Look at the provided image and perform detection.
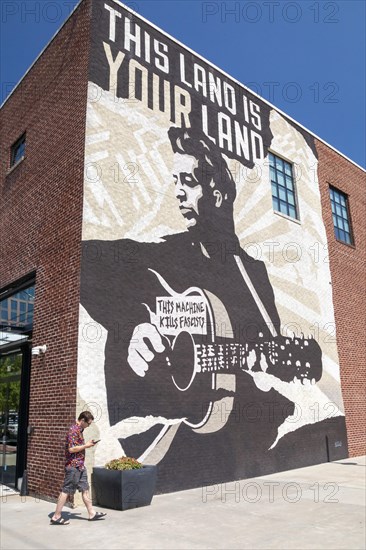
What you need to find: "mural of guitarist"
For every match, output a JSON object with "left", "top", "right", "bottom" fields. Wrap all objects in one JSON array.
[{"left": 80, "top": 126, "right": 344, "bottom": 491}]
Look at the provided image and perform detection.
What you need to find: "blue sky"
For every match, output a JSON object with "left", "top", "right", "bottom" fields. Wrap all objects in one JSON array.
[{"left": 1, "top": 0, "right": 365, "bottom": 168}]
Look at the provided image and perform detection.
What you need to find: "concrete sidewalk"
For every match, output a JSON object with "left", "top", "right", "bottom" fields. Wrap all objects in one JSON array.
[{"left": 1, "top": 456, "right": 365, "bottom": 550}]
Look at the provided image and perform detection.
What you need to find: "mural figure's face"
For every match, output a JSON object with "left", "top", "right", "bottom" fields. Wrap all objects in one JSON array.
[{"left": 172, "top": 153, "right": 204, "bottom": 229}]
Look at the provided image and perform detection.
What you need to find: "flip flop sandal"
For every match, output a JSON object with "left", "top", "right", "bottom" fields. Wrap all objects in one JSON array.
[
  {"left": 89, "top": 512, "right": 107, "bottom": 521},
  {"left": 50, "top": 517, "right": 70, "bottom": 525}
]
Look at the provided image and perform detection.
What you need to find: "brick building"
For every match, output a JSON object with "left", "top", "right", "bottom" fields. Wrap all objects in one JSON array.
[{"left": 0, "top": 0, "right": 364, "bottom": 501}]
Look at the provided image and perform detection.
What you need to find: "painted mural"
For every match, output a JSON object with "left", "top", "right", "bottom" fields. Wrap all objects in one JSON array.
[{"left": 78, "top": 0, "right": 348, "bottom": 492}]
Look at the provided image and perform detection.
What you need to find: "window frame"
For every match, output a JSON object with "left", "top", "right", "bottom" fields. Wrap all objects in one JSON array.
[
  {"left": 329, "top": 185, "right": 354, "bottom": 246},
  {"left": 9, "top": 133, "right": 26, "bottom": 170},
  {"left": 268, "top": 151, "right": 300, "bottom": 222}
]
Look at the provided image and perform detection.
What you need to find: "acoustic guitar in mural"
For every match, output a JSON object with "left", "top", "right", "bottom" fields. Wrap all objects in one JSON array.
[{"left": 143, "top": 269, "right": 323, "bottom": 433}]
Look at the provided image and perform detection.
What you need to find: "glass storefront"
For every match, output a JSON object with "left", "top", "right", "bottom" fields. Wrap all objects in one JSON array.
[
  {"left": 0, "top": 353, "right": 22, "bottom": 488},
  {"left": 0, "top": 281, "right": 34, "bottom": 490}
]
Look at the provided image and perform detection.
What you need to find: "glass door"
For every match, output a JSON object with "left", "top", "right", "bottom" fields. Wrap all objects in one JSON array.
[
  {"left": 0, "top": 353, "right": 22, "bottom": 488},
  {"left": 0, "top": 280, "right": 34, "bottom": 491}
]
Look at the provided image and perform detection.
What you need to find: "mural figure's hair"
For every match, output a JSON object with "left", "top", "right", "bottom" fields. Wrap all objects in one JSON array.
[{"left": 168, "top": 126, "right": 237, "bottom": 205}]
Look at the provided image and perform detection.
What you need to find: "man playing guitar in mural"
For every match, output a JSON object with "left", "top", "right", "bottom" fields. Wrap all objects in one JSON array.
[{"left": 81, "top": 127, "right": 326, "bottom": 490}]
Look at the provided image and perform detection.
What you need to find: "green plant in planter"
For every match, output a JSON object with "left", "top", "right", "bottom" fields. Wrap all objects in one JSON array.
[
  {"left": 93, "top": 457, "right": 158, "bottom": 510},
  {"left": 105, "top": 456, "right": 143, "bottom": 471}
]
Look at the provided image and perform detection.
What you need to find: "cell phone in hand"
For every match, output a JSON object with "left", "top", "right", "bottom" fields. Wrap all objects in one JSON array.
[{"left": 93, "top": 439, "right": 101, "bottom": 444}]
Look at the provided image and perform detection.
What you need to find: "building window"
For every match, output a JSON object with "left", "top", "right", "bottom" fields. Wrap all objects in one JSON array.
[
  {"left": 0, "top": 284, "right": 35, "bottom": 334},
  {"left": 10, "top": 133, "right": 26, "bottom": 167},
  {"left": 269, "top": 152, "right": 299, "bottom": 220},
  {"left": 329, "top": 186, "right": 353, "bottom": 245}
]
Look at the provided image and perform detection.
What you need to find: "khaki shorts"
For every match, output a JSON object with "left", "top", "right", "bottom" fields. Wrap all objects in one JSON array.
[{"left": 62, "top": 466, "right": 89, "bottom": 494}]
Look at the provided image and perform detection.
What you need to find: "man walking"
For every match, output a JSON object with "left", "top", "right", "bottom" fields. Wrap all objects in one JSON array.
[{"left": 50, "top": 410, "right": 106, "bottom": 525}]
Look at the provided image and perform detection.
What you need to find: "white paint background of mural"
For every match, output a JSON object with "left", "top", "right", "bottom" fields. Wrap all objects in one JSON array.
[
  {"left": 78, "top": 83, "right": 344, "bottom": 466},
  {"left": 82, "top": 84, "right": 182, "bottom": 243}
]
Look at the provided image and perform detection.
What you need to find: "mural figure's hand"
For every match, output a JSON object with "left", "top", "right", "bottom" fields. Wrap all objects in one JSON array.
[{"left": 127, "top": 322, "right": 166, "bottom": 377}]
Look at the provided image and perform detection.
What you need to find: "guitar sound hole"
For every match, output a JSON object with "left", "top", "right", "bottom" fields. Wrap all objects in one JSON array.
[{"left": 170, "top": 331, "right": 195, "bottom": 391}]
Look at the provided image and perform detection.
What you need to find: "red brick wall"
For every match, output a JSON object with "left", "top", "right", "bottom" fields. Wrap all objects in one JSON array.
[
  {"left": 0, "top": 0, "right": 91, "bottom": 499},
  {"left": 316, "top": 140, "right": 366, "bottom": 457}
]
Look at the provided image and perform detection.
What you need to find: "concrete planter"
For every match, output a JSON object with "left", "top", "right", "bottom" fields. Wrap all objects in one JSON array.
[{"left": 92, "top": 465, "right": 157, "bottom": 511}]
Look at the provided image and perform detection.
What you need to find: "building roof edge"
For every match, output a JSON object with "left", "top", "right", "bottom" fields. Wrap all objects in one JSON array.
[
  {"left": 0, "top": 0, "right": 84, "bottom": 110},
  {"left": 1, "top": 0, "right": 365, "bottom": 173}
]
